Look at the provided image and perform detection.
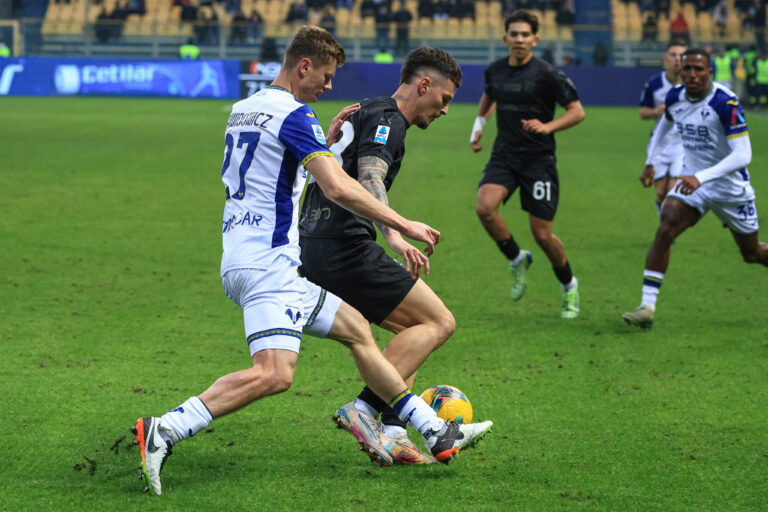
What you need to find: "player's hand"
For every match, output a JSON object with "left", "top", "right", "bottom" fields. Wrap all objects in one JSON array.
[
  {"left": 640, "top": 165, "right": 655, "bottom": 187},
  {"left": 389, "top": 237, "right": 430, "bottom": 278},
  {"left": 654, "top": 104, "right": 666, "bottom": 118},
  {"left": 521, "top": 118, "right": 551, "bottom": 135},
  {"left": 327, "top": 103, "right": 360, "bottom": 145},
  {"left": 470, "top": 130, "right": 483, "bottom": 153},
  {"left": 674, "top": 175, "right": 701, "bottom": 195},
  {"left": 400, "top": 220, "right": 440, "bottom": 257}
]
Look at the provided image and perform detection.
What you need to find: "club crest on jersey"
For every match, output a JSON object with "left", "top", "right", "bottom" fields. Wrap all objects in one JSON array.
[
  {"left": 373, "top": 125, "right": 390, "bottom": 144},
  {"left": 700, "top": 110, "right": 711, "bottom": 121},
  {"left": 312, "top": 124, "right": 327, "bottom": 144},
  {"left": 285, "top": 307, "right": 302, "bottom": 325}
]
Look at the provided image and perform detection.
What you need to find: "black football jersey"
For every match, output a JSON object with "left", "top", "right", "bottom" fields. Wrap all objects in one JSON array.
[
  {"left": 299, "top": 96, "right": 408, "bottom": 240},
  {"left": 484, "top": 56, "right": 579, "bottom": 156}
]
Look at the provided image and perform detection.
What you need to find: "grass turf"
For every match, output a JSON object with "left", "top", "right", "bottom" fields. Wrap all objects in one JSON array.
[{"left": 1, "top": 96, "right": 767, "bottom": 511}]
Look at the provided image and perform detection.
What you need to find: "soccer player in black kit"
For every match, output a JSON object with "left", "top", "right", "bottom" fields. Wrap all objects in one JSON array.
[
  {"left": 299, "top": 47, "right": 468, "bottom": 464},
  {"left": 470, "top": 10, "right": 585, "bottom": 319}
]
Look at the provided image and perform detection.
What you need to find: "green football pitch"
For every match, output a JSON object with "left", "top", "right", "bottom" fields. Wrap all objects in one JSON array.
[{"left": 1, "top": 96, "right": 766, "bottom": 511}]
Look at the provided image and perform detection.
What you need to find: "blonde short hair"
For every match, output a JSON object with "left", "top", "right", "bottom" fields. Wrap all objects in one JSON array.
[{"left": 283, "top": 26, "right": 346, "bottom": 69}]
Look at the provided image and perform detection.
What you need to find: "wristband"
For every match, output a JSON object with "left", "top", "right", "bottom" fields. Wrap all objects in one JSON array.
[{"left": 470, "top": 116, "right": 486, "bottom": 142}]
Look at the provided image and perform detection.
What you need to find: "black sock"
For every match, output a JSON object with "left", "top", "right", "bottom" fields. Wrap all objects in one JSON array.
[
  {"left": 497, "top": 236, "right": 521, "bottom": 260},
  {"left": 553, "top": 260, "right": 573, "bottom": 285},
  {"left": 380, "top": 408, "right": 408, "bottom": 429},
  {"left": 357, "top": 386, "right": 388, "bottom": 414}
]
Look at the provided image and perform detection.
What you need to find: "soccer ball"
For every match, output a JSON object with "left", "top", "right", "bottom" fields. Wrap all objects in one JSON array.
[{"left": 420, "top": 385, "right": 473, "bottom": 423}]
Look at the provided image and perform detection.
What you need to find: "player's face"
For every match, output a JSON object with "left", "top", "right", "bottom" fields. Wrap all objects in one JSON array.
[
  {"left": 664, "top": 45, "right": 686, "bottom": 76},
  {"left": 503, "top": 22, "right": 538, "bottom": 62},
  {"left": 299, "top": 58, "right": 337, "bottom": 103},
  {"left": 414, "top": 76, "right": 457, "bottom": 129},
  {"left": 681, "top": 54, "right": 712, "bottom": 97}
]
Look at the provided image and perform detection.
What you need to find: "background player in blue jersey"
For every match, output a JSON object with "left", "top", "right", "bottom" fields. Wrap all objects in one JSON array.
[
  {"left": 623, "top": 49, "right": 768, "bottom": 330},
  {"left": 469, "top": 10, "right": 585, "bottom": 319},
  {"left": 132, "top": 26, "right": 492, "bottom": 495},
  {"left": 638, "top": 41, "right": 687, "bottom": 214},
  {"left": 299, "top": 47, "right": 463, "bottom": 465}
]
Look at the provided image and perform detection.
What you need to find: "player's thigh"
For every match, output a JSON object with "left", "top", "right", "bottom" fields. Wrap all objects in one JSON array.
[
  {"left": 301, "top": 237, "right": 417, "bottom": 325},
  {"left": 325, "top": 300, "right": 376, "bottom": 349},
  {"left": 518, "top": 156, "right": 558, "bottom": 221},
  {"left": 378, "top": 278, "right": 454, "bottom": 334},
  {"left": 658, "top": 197, "right": 700, "bottom": 235},
  {"left": 477, "top": 155, "right": 519, "bottom": 210}
]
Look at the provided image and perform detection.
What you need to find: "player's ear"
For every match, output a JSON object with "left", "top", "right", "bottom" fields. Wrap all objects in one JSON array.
[
  {"left": 418, "top": 75, "right": 431, "bottom": 96},
  {"left": 298, "top": 57, "right": 312, "bottom": 78}
]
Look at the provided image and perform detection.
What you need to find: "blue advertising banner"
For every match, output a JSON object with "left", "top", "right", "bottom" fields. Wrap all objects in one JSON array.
[{"left": 0, "top": 57, "right": 240, "bottom": 98}]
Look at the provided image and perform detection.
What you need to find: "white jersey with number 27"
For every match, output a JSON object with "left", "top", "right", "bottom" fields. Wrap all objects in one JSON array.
[{"left": 220, "top": 86, "right": 333, "bottom": 275}]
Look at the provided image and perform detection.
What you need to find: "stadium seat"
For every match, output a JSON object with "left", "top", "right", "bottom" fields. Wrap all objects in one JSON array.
[
  {"left": 658, "top": 12, "right": 670, "bottom": 41},
  {"left": 698, "top": 11, "right": 713, "bottom": 40}
]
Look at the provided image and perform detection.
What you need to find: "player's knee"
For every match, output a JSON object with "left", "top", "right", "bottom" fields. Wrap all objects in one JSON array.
[
  {"left": 475, "top": 201, "right": 494, "bottom": 221},
  {"left": 531, "top": 228, "right": 552, "bottom": 247},
  {"left": 431, "top": 308, "right": 456, "bottom": 345},
  {"left": 263, "top": 363, "right": 295, "bottom": 394}
]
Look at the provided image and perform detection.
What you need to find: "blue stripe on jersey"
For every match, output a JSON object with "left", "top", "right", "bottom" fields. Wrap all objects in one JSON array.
[
  {"left": 639, "top": 72, "right": 664, "bottom": 107},
  {"left": 709, "top": 89, "right": 749, "bottom": 137},
  {"left": 663, "top": 85, "right": 684, "bottom": 121},
  {"left": 739, "top": 168, "right": 749, "bottom": 181},
  {"left": 272, "top": 149, "right": 298, "bottom": 248}
]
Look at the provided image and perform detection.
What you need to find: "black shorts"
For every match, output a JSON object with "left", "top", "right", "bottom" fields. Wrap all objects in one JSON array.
[
  {"left": 298, "top": 235, "right": 417, "bottom": 324},
  {"left": 478, "top": 152, "right": 559, "bottom": 221}
]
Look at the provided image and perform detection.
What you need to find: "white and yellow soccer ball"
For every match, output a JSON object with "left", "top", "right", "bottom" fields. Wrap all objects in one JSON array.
[{"left": 420, "top": 385, "right": 473, "bottom": 423}]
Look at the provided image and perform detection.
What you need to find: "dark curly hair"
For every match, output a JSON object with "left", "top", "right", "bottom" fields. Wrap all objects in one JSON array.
[
  {"left": 504, "top": 10, "right": 539, "bottom": 34},
  {"left": 400, "top": 47, "right": 462, "bottom": 88}
]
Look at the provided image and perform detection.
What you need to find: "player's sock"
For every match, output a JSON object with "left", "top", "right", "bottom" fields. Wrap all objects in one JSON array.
[
  {"left": 389, "top": 389, "right": 444, "bottom": 437},
  {"left": 641, "top": 270, "right": 664, "bottom": 307},
  {"left": 497, "top": 236, "right": 521, "bottom": 261},
  {"left": 160, "top": 396, "right": 213, "bottom": 444},
  {"left": 355, "top": 386, "right": 387, "bottom": 417},
  {"left": 553, "top": 261, "right": 573, "bottom": 289}
]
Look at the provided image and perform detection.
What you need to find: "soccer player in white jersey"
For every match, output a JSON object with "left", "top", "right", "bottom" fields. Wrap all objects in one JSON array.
[
  {"left": 623, "top": 49, "right": 768, "bottom": 330},
  {"left": 638, "top": 41, "right": 687, "bottom": 214},
  {"left": 131, "top": 26, "right": 492, "bottom": 495}
]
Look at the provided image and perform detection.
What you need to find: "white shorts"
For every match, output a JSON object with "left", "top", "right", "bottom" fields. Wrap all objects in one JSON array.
[
  {"left": 222, "top": 264, "right": 342, "bottom": 356},
  {"left": 666, "top": 180, "right": 759, "bottom": 235},
  {"left": 654, "top": 158, "right": 682, "bottom": 180}
]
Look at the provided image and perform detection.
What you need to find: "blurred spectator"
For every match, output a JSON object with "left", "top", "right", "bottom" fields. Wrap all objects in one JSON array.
[
  {"left": 755, "top": 0, "right": 766, "bottom": 52},
  {"left": 179, "top": 38, "right": 200, "bottom": 59},
  {"left": 670, "top": 10, "right": 690, "bottom": 45},
  {"left": 714, "top": 0, "right": 728, "bottom": 37},
  {"left": 418, "top": 0, "right": 434, "bottom": 19},
  {"left": 756, "top": 49, "right": 768, "bottom": 107},
  {"left": 361, "top": 0, "right": 377, "bottom": 18},
  {"left": 0, "top": 39, "right": 10, "bottom": 58},
  {"left": 261, "top": 37, "right": 280, "bottom": 61},
  {"left": 286, "top": 1, "right": 308, "bottom": 24},
  {"left": 374, "top": 47, "right": 394, "bottom": 63},
  {"left": 556, "top": 0, "right": 575, "bottom": 26},
  {"left": 95, "top": 7, "right": 112, "bottom": 43},
  {"left": 109, "top": 1, "right": 129, "bottom": 40},
  {"left": 541, "top": 44, "right": 555, "bottom": 64},
  {"left": 643, "top": 13, "right": 659, "bottom": 41},
  {"left": 433, "top": 0, "right": 449, "bottom": 20},
  {"left": 320, "top": 6, "right": 337, "bottom": 36},
  {"left": 375, "top": 4, "right": 391, "bottom": 51},
  {"left": 593, "top": 41, "right": 610, "bottom": 66},
  {"left": 181, "top": 2, "right": 198, "bottom": 22},
  {"left": 393, "top": 1, "right": 413, "bottom": 57},
  {"left": 230, "top": 9, "right": 248, "bottom": 45},
  {"left": 249, "top": 9, "right": 264, "bottom": 43}
]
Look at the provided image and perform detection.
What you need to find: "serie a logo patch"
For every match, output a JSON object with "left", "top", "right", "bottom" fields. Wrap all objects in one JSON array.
[
  {"left": 373, "top": 125, "right": 390, "bottom": 144},
  {"left": 312, "top": 124, "right": 327, "bottom": 144}
]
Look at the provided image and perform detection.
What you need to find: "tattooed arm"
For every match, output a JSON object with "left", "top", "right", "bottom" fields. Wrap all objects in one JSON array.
[{"left": 358, "top": 155, "right": 430, "bottom": 278}]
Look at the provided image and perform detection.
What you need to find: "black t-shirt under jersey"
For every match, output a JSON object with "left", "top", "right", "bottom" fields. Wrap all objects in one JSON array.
[
  {"left": 484, "top": 56, "right": 579, "bottom": 156},
  {"left": 299, "top": 96, "right": 408, "bottom": 240}
]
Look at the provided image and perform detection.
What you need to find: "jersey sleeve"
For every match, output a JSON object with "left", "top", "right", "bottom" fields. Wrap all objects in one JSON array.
[
  {"left": 639, "top": 80, "right": 656, "bottom": 108},
  {"left": 663, "top": 86, "right": 681, "bottom": 122},
  {"left": 550, "top": 67, "right": 579, "bottom": 106},
  {"left": 277, "top": 104, "right": 334, "bottom": 167},
  {"left": 355, "top": 111, "right": 407, "bottom": 167},
  {"left": 484, "top": 65, "right": 496, "bottom": 101},
  {"left": 711, "top": 92, "right": 749, "bottom": 139}
]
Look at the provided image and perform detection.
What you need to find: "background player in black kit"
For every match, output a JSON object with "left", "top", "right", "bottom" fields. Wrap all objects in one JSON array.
[
  {"left": 299, "top": 47, "right": 462, "bottom": 464},
  {"left": 470, "top": 9, "right": 585, "bottom": 319}
]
